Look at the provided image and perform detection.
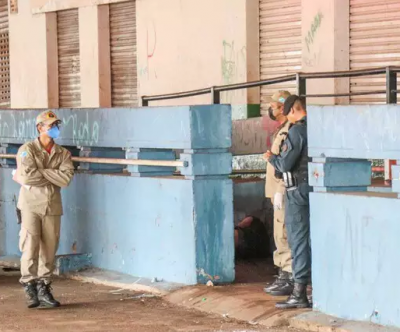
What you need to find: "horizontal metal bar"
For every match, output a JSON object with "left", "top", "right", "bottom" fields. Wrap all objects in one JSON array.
[
  {"left": 304, "top": 90, "right": 386, "bottom": 98},
  {"left": 231, "top": 169, "right": 265, "bottom": 175},
  {"left": 142, "top": 88, "right": 211, "bottom": 102},
  {"left": 215, "top": 74, "right": 297, "bottom": 92},
  {"left": 142, "top": 66, "right": 400, "bottom": 103},
  {"left": 232, "top": 166, "right": 384, "bottom": 175},
  {"left": 0, "top": 154, "right": 186, "bottom": 167},
  {"left": 299, "top": 67, "right": 388, "bottom": 79}
]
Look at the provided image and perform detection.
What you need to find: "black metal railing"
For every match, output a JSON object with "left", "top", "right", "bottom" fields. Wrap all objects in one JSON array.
[{"left": 142, "top": 66, "right": 400, "bottom": 106}]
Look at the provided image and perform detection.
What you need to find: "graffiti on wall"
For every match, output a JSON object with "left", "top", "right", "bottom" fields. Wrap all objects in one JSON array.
[
  {"left": 303, "top": 11, "right": 324, "bottom": 68},
  {"left": 62, "top": 113, "right": 100, "bottom": 146},
  {"left": 0, "top": 112, "right": 100, "bottom": 146},
  {"left": 140, "top": 21, "right": 157, "bottom": 79},
  {"left": 305, "top": 12, "right": 323, "bottom": 53},
  {"left": 221, "top": 40, "right": 247, "bottom": 103}
]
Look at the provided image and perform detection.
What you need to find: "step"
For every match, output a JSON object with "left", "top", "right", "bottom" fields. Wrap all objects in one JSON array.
[{"left": 0, "top": 253, "right": 92, "bottom": 275}]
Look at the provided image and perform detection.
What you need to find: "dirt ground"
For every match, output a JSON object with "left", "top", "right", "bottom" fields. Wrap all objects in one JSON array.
[{"left": 0, "top": 275, "right": 304, "bottom": 332}]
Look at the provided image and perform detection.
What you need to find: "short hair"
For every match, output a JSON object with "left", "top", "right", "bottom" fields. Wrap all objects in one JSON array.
[{"left": 293, "top": 97, "right": 306, "bottom": 112}]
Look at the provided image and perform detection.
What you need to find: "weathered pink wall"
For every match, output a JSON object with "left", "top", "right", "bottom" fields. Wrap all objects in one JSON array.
[
  {"left": 10, "top": 1, "right": 51, "bottom": 108},
  {"left": 302, "top": 0, "right": 350, "bottom": 105},
  {"left": 136, "top": 0, "right": 258, "bottom": 107},
  {"left": 11, "top": 0, "right": 352, "bottom": 109}
]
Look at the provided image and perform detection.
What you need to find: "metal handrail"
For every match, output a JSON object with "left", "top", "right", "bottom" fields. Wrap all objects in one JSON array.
[
  {"left": 142, "top": 66, "right": 400, "bottom": 106},
  {"left": 214, "top": 74, "right": 297, "bottom": 92},
  {"left": 0, "top": 154, "right": 186, "bottom": 168},
  {"left": 143, "top": 87, "right": 212, "bottom": 103},
  {"left": 232, "top": 166, "right": 385, "bottom": 175}
]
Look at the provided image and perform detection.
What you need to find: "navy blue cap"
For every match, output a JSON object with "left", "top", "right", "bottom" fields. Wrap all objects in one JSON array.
[{"left": 283, "top": 95, "right": 300, "bottom": 116}]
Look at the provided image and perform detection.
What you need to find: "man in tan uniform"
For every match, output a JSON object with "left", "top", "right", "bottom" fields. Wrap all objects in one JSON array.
[
  {"left": 263, "top": 91, "right": 294, "bottom": 296},
  {"left": 13, "top": 110, "right": 74, "bottom": 308}
]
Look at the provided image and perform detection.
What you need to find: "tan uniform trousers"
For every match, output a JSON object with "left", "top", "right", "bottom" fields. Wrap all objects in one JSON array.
[
  {"left": 19, "top": 211, "right": 61, "bottom": 284},
  {"left": 272, "top": 197, "right": 292, "bottom": 273}
]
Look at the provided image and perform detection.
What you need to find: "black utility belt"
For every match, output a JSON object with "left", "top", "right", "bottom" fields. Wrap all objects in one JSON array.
[{"left": 282, "top": 172, "right": 307, "bottom": 191}]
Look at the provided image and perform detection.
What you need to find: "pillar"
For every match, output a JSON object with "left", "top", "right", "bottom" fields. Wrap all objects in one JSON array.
[
  {"left": 9, "top": 1, "right": 54, "bottom": 108},
  {"left": 302, "top": 0, "right": 350, "bottom": 105},
  {"left": 79, "top": 5, "right": 111, "bottom": 107}
]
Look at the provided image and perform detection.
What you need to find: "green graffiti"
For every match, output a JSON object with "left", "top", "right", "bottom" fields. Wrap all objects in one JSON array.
[{"left": 305, "top": 12, "right": 324, "bottom": 52}]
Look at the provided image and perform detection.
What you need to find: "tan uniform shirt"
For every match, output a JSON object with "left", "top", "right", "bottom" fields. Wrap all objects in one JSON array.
[
  {"left": 265, "top": 121, "right": 291, "bottom": 198},
  {"left": 16, "top": 139, "right": 74, "bottom": 216}
]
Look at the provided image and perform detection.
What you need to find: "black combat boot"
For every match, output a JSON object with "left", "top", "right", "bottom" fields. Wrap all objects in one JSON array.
[
  {"left": 264, "top": 269, "right": 292, "bottom": 294},
  {"left": 37, "top": 281, "right": 60, "bottom": 308},
  {"left": 275, "top": 282, "right": 310, "bottom": 309},
  {"left": 269, "top": 272, "right": 294, "bottom": 296},
  {"left": 22, "top": 281, "right": 40, "bottom": 309}
]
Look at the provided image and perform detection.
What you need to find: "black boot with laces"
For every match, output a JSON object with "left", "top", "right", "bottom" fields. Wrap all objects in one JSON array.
[
  {"left": 37, "top": 281, "right": 60, "bottom": 308},
  {"left": 22, "top": 281, "right": 40, "bottom": 309},
  {"left": 275, "top": 282, "right": 310, "bottom": 309},
  {"left": 264, "top": 270, "right": 292, "bottom": 295}
]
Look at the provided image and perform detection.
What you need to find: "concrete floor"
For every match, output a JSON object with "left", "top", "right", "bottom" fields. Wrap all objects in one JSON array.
[{"left": 0, "top": 275, "right": 305, "bottom": 332}]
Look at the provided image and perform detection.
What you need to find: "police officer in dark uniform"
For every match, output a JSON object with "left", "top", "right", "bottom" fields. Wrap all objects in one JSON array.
[{"left": 265, "top": 95, "right": 311, "bottom": 309}]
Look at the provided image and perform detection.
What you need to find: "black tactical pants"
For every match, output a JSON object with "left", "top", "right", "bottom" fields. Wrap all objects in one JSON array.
[{"left": 285, "top": 183, "right": 311, "bottom": 285}]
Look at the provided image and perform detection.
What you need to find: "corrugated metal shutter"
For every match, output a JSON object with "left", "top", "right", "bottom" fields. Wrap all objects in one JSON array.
[
  {"left": 57, "top": 9, "right": 80, "bottom": 108},
  {"left": 0, "top": 0, "right": 9, "bottom": 108},
  {"left": 350, "top": 0, "right": 400, "bottom": 104},
  {"left": 259, "top": 0, "right": 301, "bottom": 114},
  {"left": 109, "top": 1, "right": 137, "bottom": 107}
]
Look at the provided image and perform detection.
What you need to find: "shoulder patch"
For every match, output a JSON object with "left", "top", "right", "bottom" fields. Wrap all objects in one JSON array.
[{"left": 20, "top": 151, "right": 28, "bottom": 158}]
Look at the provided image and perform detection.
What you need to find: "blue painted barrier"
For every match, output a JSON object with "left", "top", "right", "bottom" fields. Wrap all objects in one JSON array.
[
  {"left": 0, "top": 105, "right": 234, "bottom": 285},
  {"left": 308, "top": 105, "right": 400, "bottom": 328}
]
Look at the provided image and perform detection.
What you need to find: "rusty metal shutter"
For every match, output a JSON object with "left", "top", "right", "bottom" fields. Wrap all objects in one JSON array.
[
  {"left": 0, "top": 0, "right": 9, "bottom": 108},
  {"left": 110, "top": 1, "right": 137, "bottom": 107},
  {"left": 259, "top": 0, "right": 301, "bottom": 114},
  {"left": 57, "top": 9, "right": 80, "bottom": 108},
  {"left": 350, "top": 0, "right": 400, "bottom": 104}
]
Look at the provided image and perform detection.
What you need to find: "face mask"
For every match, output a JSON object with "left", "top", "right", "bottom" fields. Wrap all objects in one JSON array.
[
  {"left": 46, "top": 126, "right": 60, "bottom": 139},
  {"left": 268, "top": 107, "right": 277, "bottom": 121}
]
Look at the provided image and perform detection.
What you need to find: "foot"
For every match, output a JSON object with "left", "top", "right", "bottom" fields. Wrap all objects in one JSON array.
[
  {"left": 269, "top": 279, "right": 294, "bottom": 296},
  {"left": 37, "top": 281, "right": 61, "bottom": 308},
  {"left": 275, "top": 282, "right": 310, "bottom": 309},
  {"left": 264, "top": 270, "right": 292, "bottom": 294},
  {"left": 22, "top": 281, "right": 40, "bottom": 309}
]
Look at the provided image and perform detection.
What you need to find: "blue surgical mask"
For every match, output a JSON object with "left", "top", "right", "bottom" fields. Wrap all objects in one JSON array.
[{"left": 47, "top": 126, "right": 60, "bottom": 139}]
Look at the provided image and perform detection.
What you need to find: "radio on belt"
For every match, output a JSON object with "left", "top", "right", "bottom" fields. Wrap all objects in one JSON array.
[{"left": 283, "top": 171, "right": 297, "bottom": 191}]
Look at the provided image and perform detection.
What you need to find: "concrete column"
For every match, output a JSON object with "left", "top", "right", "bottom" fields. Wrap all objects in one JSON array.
[
  {"left": 302, "top": 0, "right": 350, "bottom": 105},
  {"left": 9, "top": 1, "right": 50, "bottom": 108},
  {"left": 245, "top": 0, "right": 260, "bottom": 107},
  {"left": 46, "top": 12, "right": 59, "bottom": 108},
  {"left": 79, "top": 5, "right": 111, "bottom": 108}
]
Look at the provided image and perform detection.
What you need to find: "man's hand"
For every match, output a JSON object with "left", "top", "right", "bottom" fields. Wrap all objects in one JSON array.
[
  {"left": 12, "top": 169, "right": 30, "bottom": 190},
  {"left": 263, "top": 151, "right": 273, "bottom": 161},
  {"left": 273, "top": 192, "right": 283, "bottom": 210},
  {"left": 12, "top": 169, "right": 20, "bottom": 184}
]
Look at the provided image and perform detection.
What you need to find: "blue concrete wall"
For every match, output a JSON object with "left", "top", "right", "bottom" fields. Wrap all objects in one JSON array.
[
  {"left": 1, "top": 169, "right": 233, "bottom": 284},
  {"left": 0, "top": 106, "right": 231, "bottom": 150},
  {"left": 308, "top": 104, "right": 400, "bottom": 328},
  {"left": 308, "top": 105, "right": 400, "bottom": 159},
  {"left": 310, "top": 192, "right": 400, "bottom": 328},
  {"left": 0, "top": 105, "right": 235, "bottom": 285}
]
